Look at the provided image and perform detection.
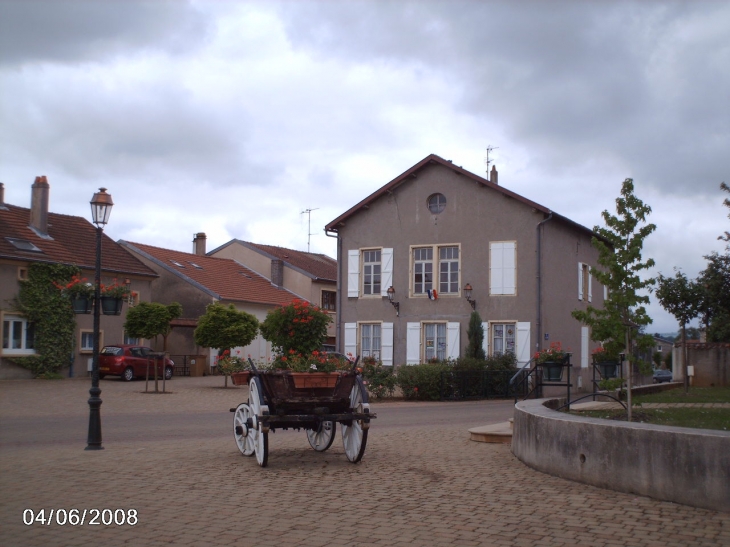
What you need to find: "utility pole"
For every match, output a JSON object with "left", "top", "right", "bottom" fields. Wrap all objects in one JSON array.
[{"left": 301, "top": 208, "right": 319, "bottom": 252}]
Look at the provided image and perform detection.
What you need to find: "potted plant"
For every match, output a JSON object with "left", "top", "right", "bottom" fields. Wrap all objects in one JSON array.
[
  {"left": 217, "top": 350, "right": 252, "bottom": 386},
  {"left": 592, "top": 345, "right": 621, "bottom": 379},
  {"left": 54, "top": 275, "right": 94, "bottom": 314},
  {"left": 534, "top": 342, "right": 569, "bottom": 381},
  {"left": 99, "top": 279, "right": 131, "bottom": 315},
  {"left": 271, "top": 350, "right": 351, "bottom": 388}
]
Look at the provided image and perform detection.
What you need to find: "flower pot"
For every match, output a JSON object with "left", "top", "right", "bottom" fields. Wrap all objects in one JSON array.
[
  {"left": 71, "top": 296, "right": 92, "bottom": 314},
  {"left": 541, "top": 362, "right": 564, "bottom": 381},
  {"left": 231, "top": 371, "right": 251, "bottom": 386},
  {"left": 100, "top": 296, "right": 123, "bottom": 315},
  {"left": 597, "top": 362, "right": 618, "bottom": 379},
  {"left": 291, "top": 372, "right": 340, "bottom": 389}
]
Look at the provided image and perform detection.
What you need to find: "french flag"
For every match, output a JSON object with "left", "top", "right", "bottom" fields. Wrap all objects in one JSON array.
[{"left": 427, "top": 289, "right": 438, "bottom": 300}]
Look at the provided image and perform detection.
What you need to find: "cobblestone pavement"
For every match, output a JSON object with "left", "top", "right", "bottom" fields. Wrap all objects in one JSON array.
[{"left": 1, "top": 377, "right": 729, "bottom": 547}]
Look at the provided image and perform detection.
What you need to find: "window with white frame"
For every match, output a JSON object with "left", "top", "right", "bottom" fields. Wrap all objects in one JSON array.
[
  {"left": 492, "top": 323, "right": 516, "bottom": 356},
  {"left": 124, "top": 332, "right": 139, "bottom": 345},
  {"left": 2, "top": 315, "right": 35, "bottom": 354},
  {"left": 439, "top": 246, "right": 459, "bottom": 293},
  {"left": 423, "top": 322, "right": 447, "bottom": 361},
  {"left": 411, "top": 244, "right": 460, "bottom": 296},
  {"left": 413, "top": 247, "right": 433, "bottom": 294},
  {"left": 360, "top": 323, "right": 381, "bottom": 360},
  {"left": 490, "top": 242, "right": 516, "bottom": 295},
  {"left": 362, "top": 249, "right": 381, "bottom": 296},
  {"left": 80, "top": 331, "right": 95, "bottom": 352}
]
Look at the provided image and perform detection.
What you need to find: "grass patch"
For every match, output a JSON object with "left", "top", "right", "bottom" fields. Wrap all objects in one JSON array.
[
  {"left": 635, "top": 386, "right": 730, "bottom": 404},
  {"left": 575, "top": 408, "right": 729, "bottom": 432}
]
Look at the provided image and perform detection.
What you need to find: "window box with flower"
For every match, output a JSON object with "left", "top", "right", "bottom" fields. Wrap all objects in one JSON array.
[
  {"left": 592, "top": 346, "right": 621, "bottom": 379},
  {"left": 534, "top": 342, "right": 570, "bottom": 381},
  {"left": 54, "top": 275, "right": 94, "bottom": 314},
  {"left": 99, "top": 280, "right": 131, "bottom": 315}
]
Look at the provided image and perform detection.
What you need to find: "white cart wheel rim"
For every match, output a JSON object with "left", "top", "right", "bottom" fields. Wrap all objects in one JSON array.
[
  {"left": 248, "top": 377, "right": 268, "bottom": 467},
  {"left": 341, "top": 379, "right": 368, "bottom": 463},
  {"left": 307, "top": 421, "right": 336, "bottom": 451},
  {"left": 233, "top": 403, "right": 255, "bottom": 456}
]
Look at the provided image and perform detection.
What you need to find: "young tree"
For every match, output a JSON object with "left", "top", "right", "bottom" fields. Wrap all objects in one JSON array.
[
  {"left": 698, "top": 252, "right": 730, "bottom": 343},
  {"left": 465, "top": 311, "right": 486, "bottom": 359},
  {"left": 259, "top": 299, "right": 331, "bottom": 356},
  {"left": 124, "top": 302, "right": 183, "bottom": 352},
  {"left": 655, "top": 270, "right": 701, "bottom": 394},
  {"left": 194, "top": 302, "right": 259, "bottom": 386},
  {"left": 572, "top": 178, "right": 656, "bottom": 421}
]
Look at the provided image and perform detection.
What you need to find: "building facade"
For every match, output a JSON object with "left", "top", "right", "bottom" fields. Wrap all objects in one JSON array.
[{"left": 325, "top": 155, "right": 605, "bottom": 390}]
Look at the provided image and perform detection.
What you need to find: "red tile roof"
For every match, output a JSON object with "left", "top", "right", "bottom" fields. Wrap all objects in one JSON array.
[
  {"left": 236, "top": 241, "right": 337, "bottom": 283},
  {"left": 122, "top": 241, "right": 298, "bottom": 306},
  {"left": 0, "top": 204, "right": 157, "bottom": 277}
]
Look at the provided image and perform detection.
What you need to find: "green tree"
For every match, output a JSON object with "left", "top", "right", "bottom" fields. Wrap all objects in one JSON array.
[
  {"left": 572, "top": 178, "right": 656, "bottom": 421},
  {"left": 698, "top": 252, "right": 730, "bottom": 342},
  {"left": 259, "top": 299, "right": 331, "bottom": 356},
  {"left": 465, "top": 311, "right": 486, "bottom": 359},
  {"left": 194, "top": 302, "right": 259, "bottom": 386},
  {"left": 655, "top": 270, "right": 701, "bottom": 393},
  {"left": 124, "top": 301, "right": 183, "bottom": 351}
]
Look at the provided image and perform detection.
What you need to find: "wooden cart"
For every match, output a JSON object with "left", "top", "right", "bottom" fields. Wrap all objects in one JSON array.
[{"left": 229, "top": 359, "right": 375, "bottom": 467}]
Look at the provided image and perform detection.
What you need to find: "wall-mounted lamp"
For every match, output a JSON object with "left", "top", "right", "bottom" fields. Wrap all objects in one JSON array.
[
  {"left": 464, "top": 283, "right": 476, "bottom": 310},
  {"left": 386, "top": 286, "right": 400, "bottom": 316}
]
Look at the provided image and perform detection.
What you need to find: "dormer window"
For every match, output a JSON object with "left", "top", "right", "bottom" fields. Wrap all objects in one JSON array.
[{"left": 427, "top": 193, "right": 446, "bottom": 214}]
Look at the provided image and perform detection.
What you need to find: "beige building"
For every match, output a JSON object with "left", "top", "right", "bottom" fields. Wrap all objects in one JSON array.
[
  {"left": 325, "top": 154, "right": 606, "bottom": 390},
  {"left": 207, "top": 238, "right": 338, "bottom": 348},
  {"left": 0, "top": 180, "right": 157, "bottom": 379}
]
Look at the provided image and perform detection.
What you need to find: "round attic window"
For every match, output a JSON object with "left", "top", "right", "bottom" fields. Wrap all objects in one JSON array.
[{"left": 427, "top": 193, "right": 446, "bottom": 214}]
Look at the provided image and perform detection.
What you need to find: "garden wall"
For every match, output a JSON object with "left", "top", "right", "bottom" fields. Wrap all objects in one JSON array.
[
  {"left": 673, "top": 342, "right": 730, "bottom": 387},
  {"left": 511, "top": 397, "right": 730, "bottom": 513}
]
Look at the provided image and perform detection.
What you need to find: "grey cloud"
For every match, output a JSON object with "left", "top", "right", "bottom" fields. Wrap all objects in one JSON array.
[{"left": 0, "top": 0, "right": 210, "bottom": 66}]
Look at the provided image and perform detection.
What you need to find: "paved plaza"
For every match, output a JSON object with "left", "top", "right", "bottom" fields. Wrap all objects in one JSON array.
[{"left": 1, "top": 376, "right": 728, "bottom": 547}]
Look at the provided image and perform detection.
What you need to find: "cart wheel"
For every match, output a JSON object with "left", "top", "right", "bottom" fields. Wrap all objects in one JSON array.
[
  {"left": 248, "top": 376, "right": 269, "bottom": 467},
  {"left": 306, "top": 421, "right": 336, "bottom": 452},
  {"left": 341, "top": 376, "right": 370, "bottom": 463},
  {"left": 233, "top": 403, "right": 255, "bottom": 456}
]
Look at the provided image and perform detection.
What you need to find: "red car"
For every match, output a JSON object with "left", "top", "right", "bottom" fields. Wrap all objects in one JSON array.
[{"left": 99, "top": 345, "right": 174, "bottom": 381}]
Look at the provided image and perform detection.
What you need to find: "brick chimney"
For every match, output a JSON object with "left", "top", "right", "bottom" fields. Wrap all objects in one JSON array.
[
  {"left": 30, "top": 176, "right": 50, "bottom": 236},
  {"left": 0, "top": 183, "right": 5, "bottom": 207},
  {"left": 271, "top": 258, "right": 284, "bottom": 288},
  {"left": 490, "top": 165, "right": 498, "bottom": 185},
  {"left": 193, "top": 232, "right": 207, "bottom": 255}
]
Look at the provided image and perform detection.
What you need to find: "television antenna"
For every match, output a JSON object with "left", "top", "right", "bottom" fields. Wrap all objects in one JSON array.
[
  {"left": 485, "top": 145, "right": 499, "bottom": 179},
  {"left": 301, "top": 208, "right": 319, "bottom": 252}
]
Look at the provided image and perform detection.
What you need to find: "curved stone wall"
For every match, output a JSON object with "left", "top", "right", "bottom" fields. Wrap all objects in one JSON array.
[{"left": 511, "top": 398, "right": 730, "bottom": 513}]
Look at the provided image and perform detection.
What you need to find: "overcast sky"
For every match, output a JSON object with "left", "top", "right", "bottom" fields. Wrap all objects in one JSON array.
[{"left": 1, "top": 0, "right": 728, "bottom": 334}]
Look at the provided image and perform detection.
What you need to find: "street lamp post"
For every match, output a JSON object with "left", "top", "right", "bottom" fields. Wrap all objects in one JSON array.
[{"left": 86, "top": 188, "right": 113, "bottom": 450}]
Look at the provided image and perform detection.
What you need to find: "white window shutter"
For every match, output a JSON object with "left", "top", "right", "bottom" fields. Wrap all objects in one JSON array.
[
  {"left": 581, "top": 326, "right": 590, "bottom": 368},
  {"left": 381, "top": 322, "right": 394, "bottom": 367},
  {"left": 516, "top": 322, "right": 531, "bottom": 368},
  {"left": 504, "top": 242, "right": 516, "bottom": 295},
  {"left": 578, "top": 262, "right": 584, "bottom": 301},
  {"left": 381, "top": 248, "right": 393, "bottom": 297},
  {"left": 482, "top": 322, "right": 489, "bottom": 357},
  {"left": 406, "top": 322, "right": 421, "bottom": 365},
  {"left": 348, "top": 250, "right": 360, "bottom": 298},
  {"left": 344, "top": 322, "right": 357, "bottom": 360},
  {"left": 490, "top": 242, "right": 504, "bottom": 295},
  {"left": 447, "top": 322, "right": 460, "bottom": 360},
  {"left": 588, "top": 270, "right": 592, "bottom": 303}
]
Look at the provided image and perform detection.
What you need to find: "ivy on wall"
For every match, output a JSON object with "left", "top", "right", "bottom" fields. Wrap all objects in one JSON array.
[{"left": 10, "top": 263, "right": 79, "bottom": 378}]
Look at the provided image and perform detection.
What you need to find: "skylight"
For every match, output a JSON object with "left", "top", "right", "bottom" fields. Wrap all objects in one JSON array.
[
  {"left": 6, "top": 238, "right": 42, "bottom": 252},
  {"left": 170, "top": 260, "right": 185, "bottom": 268},
  {"left": 188, "top": 261, "right": 203, "bottom": 269}
]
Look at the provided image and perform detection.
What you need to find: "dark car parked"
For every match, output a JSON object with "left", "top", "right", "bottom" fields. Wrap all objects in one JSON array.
[
  {"left": 99, "top": 345, "right": 174, "bottom": 381},
  {"left": 652, "top": 368, "right": 673, "bottom": 384}
]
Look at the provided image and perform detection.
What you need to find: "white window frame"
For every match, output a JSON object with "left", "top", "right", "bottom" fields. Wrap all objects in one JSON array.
[
  {"left": 360, "top": 322, "right": 382, "bottom": 360},
  {"left": 406, "top": 321, "right": 460, "bottom": 363},
  {"left": 490, "top": 322, "right": 517, "bottom": 357},
  {"left": 490, "top": 241, "right": 516, "bottom": 295},
  {"left": 362, "top": 249, "right": 382, "bottom": 297},
  {"left": 320, "top": 289, "right": 337, "bottom": 312},
  {"left": 1, "top": 314, "right": 36, "bottom": 355},
  {"left": 80, "top": 330, "right": 95, "bottom": 353},
  {"left": 409, "top": 243, "right": 461, "bottom": 297}
]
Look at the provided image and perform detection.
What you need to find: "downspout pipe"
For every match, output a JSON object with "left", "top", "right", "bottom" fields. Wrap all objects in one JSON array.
[
  {"left": 325, "top": 228, "right": 341, "bottom": 352},
  {"left": 536, "top": 212, "right": 553, "bottom": 354}
]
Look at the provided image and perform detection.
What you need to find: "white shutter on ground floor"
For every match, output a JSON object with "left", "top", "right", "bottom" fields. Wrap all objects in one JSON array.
[
  {"left": 516, "top": 322, "right": 531, "bottom": 368},
  {"left": 381, "top": 322, "right": 394, "bottom": 367},
  {"left": 406, "top": 322, "right": 421, "bottom": 365},
  {"left": 344, "top": 322, "right": 357, "bottom": 359},
  {"left": 482, "top": 322, "right": 489, "bottom": 357},
  {"left": 447, "top": 322, "right": 460, "bottom": 360},
  {"left": 581, "top": 326, "right": 590, "bottom": 368}
]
